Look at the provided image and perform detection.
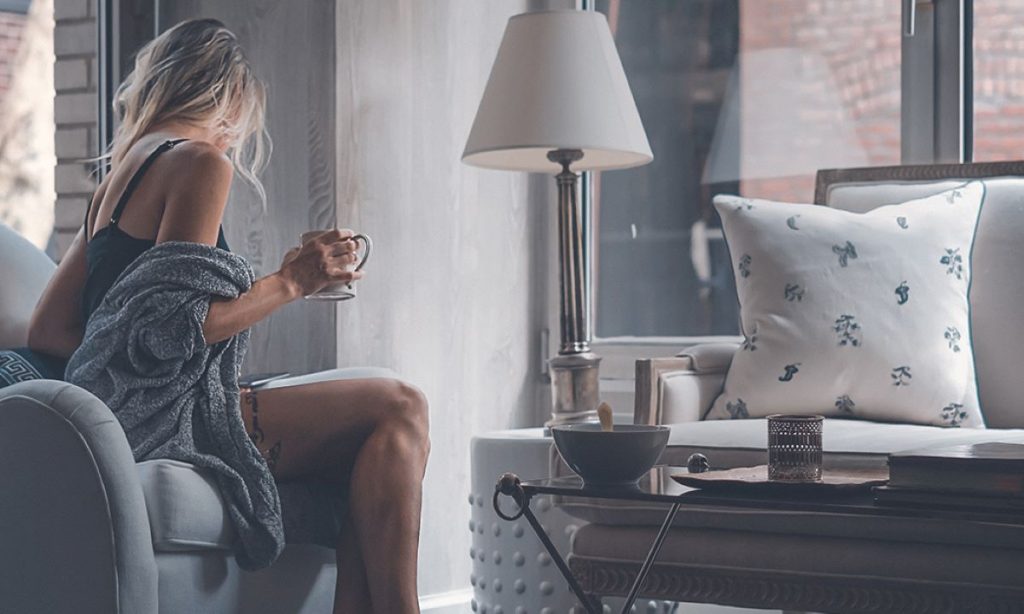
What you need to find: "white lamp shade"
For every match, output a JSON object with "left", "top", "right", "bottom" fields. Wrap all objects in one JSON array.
[{"left": 462, "top": 10, "right": 652, "bottom": 173}]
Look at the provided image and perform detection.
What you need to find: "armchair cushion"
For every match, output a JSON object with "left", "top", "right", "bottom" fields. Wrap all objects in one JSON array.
[
  {"left": 707, "top": 184, "right": 985, "bottom": 427},
  {"left": 137, "top": 459, "right": 236, "bottom": 552}
]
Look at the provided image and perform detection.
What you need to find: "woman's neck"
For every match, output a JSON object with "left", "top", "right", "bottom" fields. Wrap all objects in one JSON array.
[{"left": 147, "top": 121, "right": 227, "bottom": 151}]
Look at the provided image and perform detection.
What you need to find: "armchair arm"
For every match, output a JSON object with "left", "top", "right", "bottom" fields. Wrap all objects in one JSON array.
[
  {"left": 634, "top": 342, "right": 738, "bottom": 425},
  {"left": 0, "top": 381, "right": 157, "bottom": 614}
]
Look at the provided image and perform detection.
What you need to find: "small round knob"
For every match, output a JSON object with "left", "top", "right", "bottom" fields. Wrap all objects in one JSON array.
[
  {"left": 497, "top": 473, "right": 521, "bottom": 495},
  {"left": 687, "top": 453, "right": 710, "bottom": 473}
]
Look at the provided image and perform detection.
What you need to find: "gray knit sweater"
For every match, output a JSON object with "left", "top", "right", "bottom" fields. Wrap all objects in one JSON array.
[{"left": 66, "top": 241, "right": 283, "bottom": 570}]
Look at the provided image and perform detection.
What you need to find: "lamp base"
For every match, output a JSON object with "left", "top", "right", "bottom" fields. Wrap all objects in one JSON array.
[{"left": 546, "top": 351, "right": 602, "bottom": 427}]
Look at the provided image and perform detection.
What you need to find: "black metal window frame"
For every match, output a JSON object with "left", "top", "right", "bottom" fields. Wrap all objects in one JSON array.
[{"left": 97, "top": 0, "right": 158, "bottom": 179}]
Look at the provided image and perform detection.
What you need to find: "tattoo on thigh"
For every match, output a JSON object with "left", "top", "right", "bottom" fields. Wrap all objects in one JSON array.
[
  {"left": 248, "top": 390, "right": 266, "bottom": 446},
  {"left": 244, "top": 389, "right": 281, "bottom": 471},
  {"left": 265, "top": 441, "right": 282, "bottom": 471}
]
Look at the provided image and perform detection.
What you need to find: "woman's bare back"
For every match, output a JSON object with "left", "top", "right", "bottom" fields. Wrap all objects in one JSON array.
[{"left": 86, "top": 133, "right": 231, "bottom": 245}]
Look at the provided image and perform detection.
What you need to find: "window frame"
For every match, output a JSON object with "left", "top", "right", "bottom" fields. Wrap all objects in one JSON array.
[
  {"left": 559, "top": 0, "right": 974, "bottom": 375},
  {"left": 97, "top": 0, "right": 159, "bottom": 180}
]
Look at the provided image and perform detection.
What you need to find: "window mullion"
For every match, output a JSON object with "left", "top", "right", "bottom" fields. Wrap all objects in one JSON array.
[{"left": 902, "top": 0, "right": 968, "bottom": 164}]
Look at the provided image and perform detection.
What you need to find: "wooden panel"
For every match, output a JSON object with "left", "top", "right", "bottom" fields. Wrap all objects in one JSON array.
[{"left": 158, "top": 0, "right": 337, "bottom": 373}]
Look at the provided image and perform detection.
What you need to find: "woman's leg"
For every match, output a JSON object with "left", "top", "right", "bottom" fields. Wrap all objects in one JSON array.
[{"left": 241, "top": 377, "right": 429, "bottom": 614}]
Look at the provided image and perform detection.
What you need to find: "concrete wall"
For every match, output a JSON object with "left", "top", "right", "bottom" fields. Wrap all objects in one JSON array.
[
  {"left": 156, "top": 1, "right": 557, "bottom": 607},
  {"left": 331, "top": 0, "right": 555, "bottom": 604},
  {"left": 159, "top": 0, "right": 341, "bottom": 375}
]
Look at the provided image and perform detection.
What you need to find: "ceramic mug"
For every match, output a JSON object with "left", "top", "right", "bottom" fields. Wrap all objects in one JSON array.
[{"left": 299, "top": 230, "right": 372, "bottom": 301}]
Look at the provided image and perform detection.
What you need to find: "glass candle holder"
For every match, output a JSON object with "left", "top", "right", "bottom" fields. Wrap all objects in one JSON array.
[{"left": 767, "top": 414, "right": 823, "bottom": 482}]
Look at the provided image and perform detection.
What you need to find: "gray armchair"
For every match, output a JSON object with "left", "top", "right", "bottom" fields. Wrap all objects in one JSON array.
[{"left": 0, "top": 223, "right": 360, "bottom": 613}]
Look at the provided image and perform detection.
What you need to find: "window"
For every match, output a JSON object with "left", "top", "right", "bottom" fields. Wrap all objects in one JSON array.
[
  {"left": 591, "top": 0, "right": 902, "bottom": 339},
  {"left": 972, "top": 1, "right": 1024, "bottom": 162},
  {"left": 0, "top": 0, "right": 54, "bottom": 252}
]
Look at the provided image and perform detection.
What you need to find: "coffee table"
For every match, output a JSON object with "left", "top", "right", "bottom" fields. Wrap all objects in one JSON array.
[{"left": 494, "top": 466, "right": 1024, "bottom": 614}]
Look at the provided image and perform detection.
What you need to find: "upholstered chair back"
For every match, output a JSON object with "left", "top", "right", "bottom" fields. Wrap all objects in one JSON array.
[
  {"left": 0, "top": 223, "right": 55, "bottom": 349},
  {"left": 817, "top": 168, "right": 1024, "bottom": 428}
]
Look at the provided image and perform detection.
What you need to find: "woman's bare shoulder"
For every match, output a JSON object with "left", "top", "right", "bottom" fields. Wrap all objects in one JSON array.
[
  {"left": 164, "top": 140, "right": 233, "bottom": 178},
  {"left": 156, "top": 141, "right": 234, "bottom": 245}
]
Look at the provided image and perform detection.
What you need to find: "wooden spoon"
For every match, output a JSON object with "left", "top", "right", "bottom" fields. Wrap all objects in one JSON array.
[{"left": 598, "top": 402, "right": 614, "bottom": 432}]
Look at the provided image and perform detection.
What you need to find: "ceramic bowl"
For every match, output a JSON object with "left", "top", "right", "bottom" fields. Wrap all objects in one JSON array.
[{"left": 551, "top": 424, "right": 670, "bottom": 486}]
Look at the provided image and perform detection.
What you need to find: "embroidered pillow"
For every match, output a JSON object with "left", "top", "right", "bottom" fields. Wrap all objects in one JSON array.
[{"left": 707, "top": 182, "right": 985, "bottom": 428}]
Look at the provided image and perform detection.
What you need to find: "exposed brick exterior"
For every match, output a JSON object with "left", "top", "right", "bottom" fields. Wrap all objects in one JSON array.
[
  {"left": 53, "top": 0, "right": 97, "bottom": 256},
  {"left": 739, "top": 0, "right": 1024, "bottom": 202},
  {"left": 974, "top": 0, "right": 1024, "bottom": 162},
  {"left": 738, "top": 0, "right": 900, "bottom": 203},
  {"left": 0, "top": 1, "right": 55, "bottom": 249},
  {"left": 0, "top": 12, "right": 26, "bottom": 103}
]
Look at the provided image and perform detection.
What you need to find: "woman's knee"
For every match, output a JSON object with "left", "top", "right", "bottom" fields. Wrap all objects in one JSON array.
[{"left": 379, "top": 379, "right": 430, "bottom": 453}]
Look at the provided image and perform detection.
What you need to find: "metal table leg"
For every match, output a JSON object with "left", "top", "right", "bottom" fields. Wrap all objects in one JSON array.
[
  {"left": 494, "top": 474, "right": 601, "bottom": 614},
  {"left": 494, "top": 473, "right": 682, "bottom": 614},
  {"left": 620, "top": 501, "right": 681, "bottom": 613}
]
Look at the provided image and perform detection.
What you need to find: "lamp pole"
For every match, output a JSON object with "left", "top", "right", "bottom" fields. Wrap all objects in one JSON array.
[{"left": 546, "top": 148, "right": 601, "bottom": 426}]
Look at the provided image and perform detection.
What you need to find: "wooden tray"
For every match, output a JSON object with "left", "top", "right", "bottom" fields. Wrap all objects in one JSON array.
[{"left": 672, "top": 465, "right": 889, "bottom": 495}]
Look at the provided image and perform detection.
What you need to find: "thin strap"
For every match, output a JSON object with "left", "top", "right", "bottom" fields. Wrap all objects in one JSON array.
[
  {"left": 83, "top": 189, "right": 97, "bottom": 238},
  {"left": 108, "top": 138, "right": 188, "bottom": 227}
]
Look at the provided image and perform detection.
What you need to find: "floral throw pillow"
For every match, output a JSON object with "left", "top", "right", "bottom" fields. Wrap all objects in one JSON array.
[{"left": 707, "top": 182, "right": 986, "bottom": 428}]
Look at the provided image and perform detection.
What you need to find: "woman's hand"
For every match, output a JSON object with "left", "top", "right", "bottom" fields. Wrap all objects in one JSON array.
[
  {"left": 203, "top": 229, "right": 366, "bottom": 344},
  {"left": 278, "top": 229, "right": 365, "bottom": 297}
]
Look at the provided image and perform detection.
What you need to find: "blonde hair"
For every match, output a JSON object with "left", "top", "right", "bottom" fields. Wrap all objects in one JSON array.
[{"left": 108, "top": 19, "right": 270, "bottom": 204}]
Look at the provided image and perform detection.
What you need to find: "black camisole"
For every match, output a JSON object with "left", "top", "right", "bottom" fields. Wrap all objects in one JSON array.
[{"left": 82, "top": 138, "right": 230, "bottom": 321}]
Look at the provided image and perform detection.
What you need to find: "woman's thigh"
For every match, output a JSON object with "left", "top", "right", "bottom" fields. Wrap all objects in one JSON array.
[{"left": 240, "top": 376, "right": 420, "bottom": 483}]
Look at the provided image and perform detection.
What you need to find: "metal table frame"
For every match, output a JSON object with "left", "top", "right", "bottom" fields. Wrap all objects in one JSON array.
[
  {"left": 493, "top": 471, "right": 683, "bottom": 614},
  {"left": 493, "top": 465, "right": 1024, "bottom": 614}
]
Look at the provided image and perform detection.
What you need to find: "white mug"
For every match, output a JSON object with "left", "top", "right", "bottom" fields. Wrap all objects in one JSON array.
[{"left": 299, "top": 230, "right": 372, "bottom": 301}]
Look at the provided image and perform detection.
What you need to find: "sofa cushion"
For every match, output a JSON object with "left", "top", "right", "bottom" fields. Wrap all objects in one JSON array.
[
  {"left": 825, "top": 177, "right": 1024, "bottom": 429},
  {"left": 662, "top": 417, "right": 1024, "bottom": 470},
  {"left": 708, "top": 185, "right": 985, "bottom": 427},
  {"left": 136, "top": 459, "right": 236, "bottom": 552},
  {"left": 0, "top": 223, "right": 55, "bottom": 349}
]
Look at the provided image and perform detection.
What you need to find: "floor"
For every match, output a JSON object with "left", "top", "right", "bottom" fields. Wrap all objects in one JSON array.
[{"left": 601, "top": 600, "right": 808, "bottom": 613}]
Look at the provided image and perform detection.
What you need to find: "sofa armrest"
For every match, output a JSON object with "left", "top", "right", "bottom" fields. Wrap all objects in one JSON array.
[
  {"left": 0, "top": 380, "right": 157, "bottom": 614},
  {"left": 634, "top": 342, "right": 738, "bottom": 425}
]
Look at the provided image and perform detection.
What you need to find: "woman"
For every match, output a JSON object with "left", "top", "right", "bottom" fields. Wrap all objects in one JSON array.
[{"left": 26, "top": 19, "right": 427, "bottom": 614}]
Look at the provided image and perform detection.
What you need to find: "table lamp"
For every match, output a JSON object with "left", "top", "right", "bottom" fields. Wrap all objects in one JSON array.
[{"left": 462, "top": 9, "right": 652, "bottom": 426}]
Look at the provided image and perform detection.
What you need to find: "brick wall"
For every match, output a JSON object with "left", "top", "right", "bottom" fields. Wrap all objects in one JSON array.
[
  {"left": 738, "top": 0, "right": 901, "bottom": 203},
  {"left": 52, "top": 0, "right": 97, "bottom": 258},
  {"left": 0, "top": 0, "right": 55, "bottom": 249},
  {"left": 974, "top": 0, "right": 1024, "bottom": 162},
  {"left": 0, "top": 11, "right": 26, "bottom": 101},
  {"left": 738, "top": 0, "right": 1024, "bottom": 200}
]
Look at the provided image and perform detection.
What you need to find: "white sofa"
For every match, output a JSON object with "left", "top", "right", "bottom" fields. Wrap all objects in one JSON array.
[
  {"left": 565, "top": 161, "right": 1024, "bottom": 612},
  {"left": 0, "top": 223, "right": 383, "bottom": 613}
]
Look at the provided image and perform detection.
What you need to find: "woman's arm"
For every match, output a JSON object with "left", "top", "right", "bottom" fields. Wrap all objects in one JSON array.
[
  {"left": 159, "top": 142, "right": 362, "bottom": 345},
  {"left": 26, "top": 228, "right": 88, "bottom": 359}
]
